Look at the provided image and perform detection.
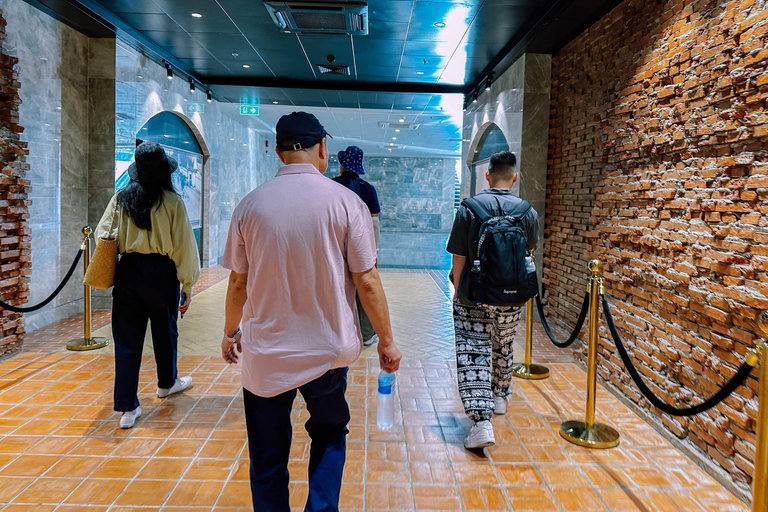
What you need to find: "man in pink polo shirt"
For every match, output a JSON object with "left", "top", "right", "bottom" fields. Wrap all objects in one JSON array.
[{"left": 220, "top": 111, "right": 401, "bottom": 512}]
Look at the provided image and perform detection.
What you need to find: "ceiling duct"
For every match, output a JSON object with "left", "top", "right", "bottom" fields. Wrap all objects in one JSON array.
[
  {"left": 378, "top": 121, "right": 420, "bottom": 130},
  {"left": 317, "top": 64, "right": 350, "bottom": 75},
  {"left": 264, "top": 1, "right": 368, "bottom": 35}
]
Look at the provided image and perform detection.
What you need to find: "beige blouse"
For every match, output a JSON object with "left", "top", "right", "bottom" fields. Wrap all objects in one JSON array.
[{"left": 95, "top": 191, "right": 201, "bottom": 294}]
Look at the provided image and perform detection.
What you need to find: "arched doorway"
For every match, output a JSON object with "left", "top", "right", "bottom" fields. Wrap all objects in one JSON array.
[
  {"left": 468, "top": 123, "right": 509, "bottom": 196},
  {"left": 115, "top": 111, "right": 207, "bottom": 260}
]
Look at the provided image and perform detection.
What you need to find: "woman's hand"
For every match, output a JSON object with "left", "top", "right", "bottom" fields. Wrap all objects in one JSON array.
[{"left": 179, "top": 292, "right": 192, "bottom": 315}]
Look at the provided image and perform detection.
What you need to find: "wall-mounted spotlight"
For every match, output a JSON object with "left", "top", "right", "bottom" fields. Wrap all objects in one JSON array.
[
  {"left": 207, "top": 90, "right": 212, "bottom": 103},
  {"left": 165, "top": 62, "right": 173, "bottom": 80},
  {"left": 472, "top": 91, "right": 478, "bottom": 104},
  {"left": 485, "top": 72, "right": 494, "bottom": 92},
  {"left": 189, "top": 80, "right": 195, "bottom": 93}
]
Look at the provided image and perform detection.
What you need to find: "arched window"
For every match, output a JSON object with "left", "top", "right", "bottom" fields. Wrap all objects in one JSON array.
[
  {"left": 470, "top": 124, "right": 509, "bottom": 195},
  {"left": 115, "top": 111, "right": 205, "bottom": 257}
]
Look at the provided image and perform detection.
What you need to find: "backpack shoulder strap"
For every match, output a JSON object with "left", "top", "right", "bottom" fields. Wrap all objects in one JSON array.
[
  {"left": 502, "top": 200, "right": 531, "bottom": 220},
  {"left": 462, "top": 197, "right": 493, "bottom": 223}
]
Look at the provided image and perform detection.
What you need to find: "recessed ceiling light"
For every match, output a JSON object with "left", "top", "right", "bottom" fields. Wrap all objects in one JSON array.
[
  {"left": 392, "top": 137, "right": 397, "bottom": 140},
  {"left": 434, "top": 22, "right": 445, "bottom": 27},
  {"left": 243, "top": 64, "right": 251, "bottom": 68},
  {"left": 191, "top": 12, "right": 203, "bottom": 18},
  {"left": 232, "top": 52, "right": 239, "bottom": 58},
  {"left": 137, "top": 75, "right": 142, "bottom": 78},
  {"left": 416, "top": 71, "right": 424, "bottom": 75},
  {"left": 273, "top": 101, "right": 278, "bottom": 104},
  {"left": 389, "top": 143, "right": 394, "bottom": 146},
  {"left": 395, "top": 129, "right": 400, "bottom": 132},
  {"left": 399, "top": 119, "right": 404, "bottom": 122},
  {"left": 230, "top": 138, "right": 235, "bottom": 141},
  {"left": 405, "top": 106, "right": 412, "bottom": 109}
]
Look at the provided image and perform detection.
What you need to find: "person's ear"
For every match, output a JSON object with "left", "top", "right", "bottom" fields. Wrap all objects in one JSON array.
[
  {"left": 276, "top": 147, "right": 286, "bottom": 164},
  {"left": 512, "top": 172, "right": 519, "bottom": 184},
  {"left": 318, "top": 138, "right": 328, "bottom": 161},
  {"left": 485, "top": 169, "right": 490, "bottom": 181}
]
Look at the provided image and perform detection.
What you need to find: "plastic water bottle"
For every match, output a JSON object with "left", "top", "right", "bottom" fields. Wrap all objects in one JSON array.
[{"left": 376, "top": 370, "right": 396, "bottom": 430}]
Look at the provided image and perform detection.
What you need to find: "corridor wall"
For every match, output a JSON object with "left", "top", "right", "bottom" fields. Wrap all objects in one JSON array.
[
  {"left": 0, "top": 0, "right": 280, "bottom": 341},
  {"left": 546, "top": 0, "right": 768, "bottom": 497}
]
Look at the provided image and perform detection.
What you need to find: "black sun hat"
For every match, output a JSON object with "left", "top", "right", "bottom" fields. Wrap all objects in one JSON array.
[{"left": 127, "top": 141, "right": 178, "bottom": 184}]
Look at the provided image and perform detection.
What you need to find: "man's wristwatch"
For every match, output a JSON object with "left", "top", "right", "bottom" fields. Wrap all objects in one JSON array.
[{"left": 224, "top": 328, "right": 241, "bottom": 343}]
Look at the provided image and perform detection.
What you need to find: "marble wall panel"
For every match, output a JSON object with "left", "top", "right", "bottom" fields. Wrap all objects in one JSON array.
[{"left": 0, "top": 0, "right": 94, "bottom": 330}]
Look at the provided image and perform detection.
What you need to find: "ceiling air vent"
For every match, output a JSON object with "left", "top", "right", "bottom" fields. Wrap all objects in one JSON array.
[
  {"left": 378, "top": 121, "right": 420, "bottom": 130},
  {"left": 317, "top": 64, "right": 350, "bottom": 75},
  {"left": 264, "top": 1, "right": 368, "bottom": 35}
]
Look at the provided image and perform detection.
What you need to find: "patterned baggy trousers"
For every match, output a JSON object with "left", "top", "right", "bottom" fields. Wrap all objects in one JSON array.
[{"left": 453, "top": 301, "right": 522, "bottom": 422}]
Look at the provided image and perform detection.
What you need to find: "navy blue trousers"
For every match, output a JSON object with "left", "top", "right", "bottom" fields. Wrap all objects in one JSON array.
[
  {"left": 112, "top": 252, "right": 180, "bottom": 412},
  {"left": 243, "top": 368, "right": 350, "bottom": 512}
]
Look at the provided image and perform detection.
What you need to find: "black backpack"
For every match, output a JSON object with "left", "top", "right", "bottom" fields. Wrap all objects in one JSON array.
[{"left": 460, "top": 196, "right": 537, "bottom": 307}]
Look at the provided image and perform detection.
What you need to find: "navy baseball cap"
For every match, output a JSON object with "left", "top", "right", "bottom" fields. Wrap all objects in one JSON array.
[{"left": 276, "top": 111, "right": 332, "bottom": 152}]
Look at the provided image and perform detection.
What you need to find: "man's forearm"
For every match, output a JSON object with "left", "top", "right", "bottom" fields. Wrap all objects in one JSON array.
[
  {"left": 352, "top": 267, "right": 393, "bottom": 345},
  {"left": 225, "top": 272, "right": 248, "bottom": 336}
]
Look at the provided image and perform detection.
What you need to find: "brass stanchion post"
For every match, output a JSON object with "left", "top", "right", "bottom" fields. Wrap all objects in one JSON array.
[
  {"left": 559, "top": 259, "right": 620, "bottom": 449},
  {"left": 66, "top": 227, "right": 108, "bottom": 351},
  {"left": 752, "top": 313, "right": 768, "bottom": 512},
  {"left": 512, "top": 296, "right": 550, "bottom": 380}
]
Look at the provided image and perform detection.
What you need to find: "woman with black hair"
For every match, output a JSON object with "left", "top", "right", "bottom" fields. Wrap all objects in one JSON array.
[{"left": 95, "top": 141, "right": 200, "bottom": 429}]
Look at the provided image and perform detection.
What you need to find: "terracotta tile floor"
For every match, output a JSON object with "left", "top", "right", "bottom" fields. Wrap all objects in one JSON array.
[{"left": 1, "top": 269, "right": 749, "bottom": 511}]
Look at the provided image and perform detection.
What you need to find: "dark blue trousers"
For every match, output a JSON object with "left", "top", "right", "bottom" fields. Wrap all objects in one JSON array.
[
  {"left": 112, "top": 252, "right": 180, "bottom": 412},
  {"left": 243, "top": 368, "right": 350, "bottom": 512}
]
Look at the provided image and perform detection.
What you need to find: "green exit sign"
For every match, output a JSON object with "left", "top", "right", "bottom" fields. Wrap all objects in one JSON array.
[{"left": 240, "top": 105, "right": 259, "bottom": 115}]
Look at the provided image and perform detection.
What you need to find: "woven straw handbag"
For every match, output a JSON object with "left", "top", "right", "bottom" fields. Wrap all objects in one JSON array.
[{"left": 84, "top": 204, "right": 121, "bottom": 290}]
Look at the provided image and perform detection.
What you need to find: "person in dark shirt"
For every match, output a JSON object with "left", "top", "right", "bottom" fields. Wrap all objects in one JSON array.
[
  {"left": 446, "top": 151, "right": 539, "bottom": 450},
  {"left": 333, "top": 146, "right": 381, "bottom": 346}
]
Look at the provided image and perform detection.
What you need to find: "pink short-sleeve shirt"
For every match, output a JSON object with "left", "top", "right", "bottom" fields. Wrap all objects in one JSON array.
[{"left": 222, "top": 163, "right": 377, "bottom": 397}]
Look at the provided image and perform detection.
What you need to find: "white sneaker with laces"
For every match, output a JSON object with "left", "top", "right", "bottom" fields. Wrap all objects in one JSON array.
[
  {"left": 493, "top": 395, "right": 507, "bottom": 415},
  {"left": 464, "top": 420, "right": 495, "bottom": 449},
  {"left": 363, "top": 334, "right": 379, "bottom": 347},
  {"left": 119, "top": 407, "right": 141, "bottom": 429},
  {"left": 157, "top": 376, "right": 192, "bottom": 398}
]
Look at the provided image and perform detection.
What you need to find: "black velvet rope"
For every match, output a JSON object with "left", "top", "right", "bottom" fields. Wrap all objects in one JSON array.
[
  {"left": 602, "top": 296, "right": 755, "bottom": 417},
  {"left": 535, "top": 290, "right": 590, "bottom": 348},
  {"left": 0, "top": 248, "right": 83, "bottom": 313}
]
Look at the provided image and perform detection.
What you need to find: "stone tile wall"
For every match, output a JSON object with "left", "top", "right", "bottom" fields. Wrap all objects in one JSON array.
[
  {"left": 331, "top": 156, "right": 456, "bottom": 268},
  {"left": 0, "top": 8, "right": 29, "bottom": 358}
]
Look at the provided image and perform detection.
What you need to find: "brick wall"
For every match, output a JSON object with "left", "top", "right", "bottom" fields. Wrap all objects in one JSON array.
[
  {"left": 546, "top": 0, "right": 768, "bottom": 492},
  {"left": 0, "top": 9, "right": 29, "bottom": 358}
]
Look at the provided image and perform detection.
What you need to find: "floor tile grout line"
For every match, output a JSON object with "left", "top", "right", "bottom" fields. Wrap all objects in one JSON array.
[
  {"left": 56, "top": 356, "right": 210, "bottom": 511},
  {"left": 428, "top": 358, "right": 473, "bottom": 512},
  {"left": 394, "top": 359, "right": 419, "bottom": 512},
  {"left": 176, "top": 361, "right": 241, "bottom": 510},
  {"left": 515, "top": 374, "right": 621, "bottom": 512},
  {"left": 0, "top": 358, "right": 122, "bottom": 505}
]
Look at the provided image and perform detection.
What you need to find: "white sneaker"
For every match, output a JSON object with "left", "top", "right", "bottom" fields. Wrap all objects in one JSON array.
[
  {"left": 363, "top": 334, "right": 379, "bottom": 347},
  {"left": 119, "top": 407, "right": 141, "bottom": 429},
  {"left": 464, "top": 420, "right": 495, "bottom": 449},
  {"left": 493, "top": 396, "right": 507, "bottom": 415},
  {"left": 157, "top": 376, "right": 192, "bottom": 398}
]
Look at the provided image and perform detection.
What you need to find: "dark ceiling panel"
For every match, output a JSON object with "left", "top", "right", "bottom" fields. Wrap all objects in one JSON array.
[
  {"left": 254, "top": 49, "right": 315, "bottom": 79},
  {"left": 367, "top": 1, "right": 414, "bottom": 23},
  {"left": 114, "top": 12, "right": 183, "bottom": 32},
  {"left": 30, "top": 0, "right": 626, "bottom": 110},
  {"left": 139, "top": 30, "right": 203, "bottom": 49},
  {"left": 95, "top": 0, "right": 163, "bottom": 14}
]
